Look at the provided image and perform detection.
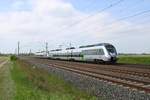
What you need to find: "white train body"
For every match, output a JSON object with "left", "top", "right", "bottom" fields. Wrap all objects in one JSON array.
[
  {"left": 35, "top": 52, "right": 45, "bottom": 56},
  {"left": 48, "top": 43, "right": 118, "bottom": 63}
]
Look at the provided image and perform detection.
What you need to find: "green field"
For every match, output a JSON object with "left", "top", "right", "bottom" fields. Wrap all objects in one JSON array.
[
  {"left": 118, "top": 55, "right": 150, "bottom": 65},
  {"left": 1, "top": 55, "right": 149, "bottom": 100},
  {"left": 0, "top": 57, "right": 97, "bottom": 100}
]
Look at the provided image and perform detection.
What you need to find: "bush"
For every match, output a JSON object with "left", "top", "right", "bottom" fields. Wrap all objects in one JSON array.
[{"left": 10, "top": 55, "right": 17, "bottom": 61}]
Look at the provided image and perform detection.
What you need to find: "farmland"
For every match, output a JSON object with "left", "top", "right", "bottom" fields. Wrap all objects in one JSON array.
[
  {"left": 118, "top": 55, "right": 150, "bottom": 65},
  {"left": 0, "top": 55, "right": 150, "bottom": 100}
]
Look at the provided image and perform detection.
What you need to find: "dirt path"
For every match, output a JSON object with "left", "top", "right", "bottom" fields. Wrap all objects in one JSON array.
[
  {"left": 0, "top": 58, "right": 15, "bottom": 100},
  {"left": 0, "top": 60, "right": 9, "bottom": 69}
]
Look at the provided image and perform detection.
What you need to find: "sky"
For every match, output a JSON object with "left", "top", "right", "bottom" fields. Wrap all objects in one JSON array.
[{"left": 0, "top": 0, "right": 150, "bottom": 54}]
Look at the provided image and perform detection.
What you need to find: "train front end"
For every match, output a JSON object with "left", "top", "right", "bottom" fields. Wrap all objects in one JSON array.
[{"left": 104, "top": 44, "right": 118, "bottom": 63}]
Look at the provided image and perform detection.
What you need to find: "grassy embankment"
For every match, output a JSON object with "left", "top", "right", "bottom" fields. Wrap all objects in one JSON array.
[
  {"left": 118, "top": 55, "right": 150, "bottom": 65},
  {"left": 0, "top": 57, "right": 14, "bottom": 100},
  {"left": 10, "top": 56, "right": 97, "bottom": 100}
]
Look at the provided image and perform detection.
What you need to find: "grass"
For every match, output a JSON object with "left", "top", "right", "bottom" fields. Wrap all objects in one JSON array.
[
  {"left": 118, "top": 55, "right": 150, "bottom": 65},
  {"left": 10, "top": 59, "right": 97, "bottom": 100},
  {"left": 0, "top": 59, "right": 14, "bottom": 100}
]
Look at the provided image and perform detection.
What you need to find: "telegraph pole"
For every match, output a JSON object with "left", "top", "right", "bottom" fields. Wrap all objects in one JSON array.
[
  {"left": 69, "top": 43, "right": 72, "bottom": 48},
  {"left": 29, "top": 49, "right": 32, "bottom": 55},
  {"left": 14, "top": 48, "right": 17, "bottom": 55},
  {"left": 17, "top": 41, "right": 20, "bottom": 56},
  {"left": 59, "top": 45, "right": 62, "bottom": 49},
  {"left": 46, "top": 42, "right": 48, "bottom": 56}
]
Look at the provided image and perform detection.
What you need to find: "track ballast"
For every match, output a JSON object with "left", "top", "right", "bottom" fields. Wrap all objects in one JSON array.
[{"left": 21, "top": 57, "right": 150, "bottom": 93}]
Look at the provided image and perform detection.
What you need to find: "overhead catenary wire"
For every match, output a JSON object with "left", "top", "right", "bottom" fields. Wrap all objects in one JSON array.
[
  {"left": 19, "top": 0, "right": 125, "bottom": 53},
  {"left": 93, "top": 8, "right": 150, "bottom": 31},
  {"left": 19, "top": 41, "right": 47, "bottom": 54},
  {"left": 68, "top": 0, "right": 125, "bottom": 27},
  {"left": 59, "top": 0, "right": 150, "bottom": 36},
  {"left": 69, "top": 8, "right": 150, "bottom": 37},
  {"left": 21, "top": 0, "right": 150, "bottom": 53},
  {"left": 112, "top": 9, "right": 150, "bottom": 23},
  {"left": 55, "top": 0, "right": 124, "bottom": 33}
]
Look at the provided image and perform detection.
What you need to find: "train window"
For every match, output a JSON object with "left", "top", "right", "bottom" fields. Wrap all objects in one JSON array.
[
  {"left": 82, "top": 49, "right": 104, "bottom": 55},
  {"left": 105, "top": 45, "right": 116, "bottom": 53},
  {"left": 98, "top": 49, "right": 104, "bottom": 55}
]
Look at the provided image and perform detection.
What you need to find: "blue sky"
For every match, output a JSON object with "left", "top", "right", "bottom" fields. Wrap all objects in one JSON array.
[
  {"left": 1, "top": 0, "right": 150, "bottom": 18},
  {"left": 0, "top": 0, "right": 150, "bottom": 53},
  {"left": 0, "top": 0, "right": 149, "bottom": 21},
  {"left": 67, "top": 0, "right": 150, "bottom": 23},
  {"left": 0, "top": 0, "right": 32, "bottom": 11}
]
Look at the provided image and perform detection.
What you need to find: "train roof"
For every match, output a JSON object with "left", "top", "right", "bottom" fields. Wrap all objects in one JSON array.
[
  {"left": 66, "top": 47, "right": 75, "bottom": 50},
  {"left": 36, "top": 51, "right": 45, "bottom": 53},
  {"left": 50, "top": 49, "right": 62, "bottom": 51},
  {"left": 79, "top": 43, "right": 111, "bottom": 48},
  {"left": 49, "top": 43, "right": 113, "bottom": 52}
]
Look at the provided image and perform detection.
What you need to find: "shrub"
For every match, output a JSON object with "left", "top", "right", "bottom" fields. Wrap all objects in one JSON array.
[{"left": 10, "top": 55, "right": 17, "bottom": 61}]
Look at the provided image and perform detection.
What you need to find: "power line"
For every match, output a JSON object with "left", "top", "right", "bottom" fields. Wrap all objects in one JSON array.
[
  {"left": 58, "top": 0, "right": 150, "bottom": 38},
  {"left": 71, "top": 8, "right": 150, "bottom": 36},
  {"left": 68, "top": 0, "right": 124, "bottom": 27},
  {"left": 97, "top": 9, "right": 150, "bottom": 32},
  {"left": 56, "top": 0, "right": 124, "bottom": 33},
  {"left": 112, "top": 9, "right": 150, "bottom": 23},
  {"left": 63, "top": 0, "right": 150, "bottom": 36},
  {"left": 19, "top": 1, "right": 125, "bottom": 52}
]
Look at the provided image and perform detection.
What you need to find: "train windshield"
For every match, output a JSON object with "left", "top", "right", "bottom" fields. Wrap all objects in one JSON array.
[{"left": 105, "top": 45, "right": 116, "bottom": 54}]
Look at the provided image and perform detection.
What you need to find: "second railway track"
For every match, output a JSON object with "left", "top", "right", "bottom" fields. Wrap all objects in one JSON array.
[{"left": 22, "top": 57, "right": 150, "bottom": 93}]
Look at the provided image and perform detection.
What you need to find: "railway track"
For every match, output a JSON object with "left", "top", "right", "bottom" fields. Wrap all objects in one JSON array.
[
  {"left": 36, "top": 58, "right": 150, "bottom": 78},
  {"left": 36, "top": 57, "right": 150, "bottom": 76},
  {"left": 21, "top": 57, "right": 150, "bottom": 93},
  {"left": 49, "top": 63, "right": 150, "bottom": 93}
]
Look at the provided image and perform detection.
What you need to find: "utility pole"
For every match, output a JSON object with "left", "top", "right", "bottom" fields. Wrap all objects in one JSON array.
[
  {"left": 69, "top": 43, "right": 72, "bottom": 48},
  {"left": 59, "top": 45, "right": 62, "bottom": 49},
  {"left": 46, "top": 42, "right": 48, "bottom": 56},
  {"left": 14, "top": 48, "right": 17, "bottom": 55},
  {"left": 69, "top": 43, "right": 73, "bottom": 57},
  {"left": 17, "top": 41, "right": 20, "bottom": 56},
  {"left": 29, "top": 49, "right": 32, "bottom": 55}
]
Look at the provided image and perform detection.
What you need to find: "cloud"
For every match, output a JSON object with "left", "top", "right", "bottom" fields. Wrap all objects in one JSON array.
[{"left": 0, "top": 0, "right": 149, "bottom": 53}]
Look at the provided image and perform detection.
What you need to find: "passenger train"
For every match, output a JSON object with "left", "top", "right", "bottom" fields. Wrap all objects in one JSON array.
[{"left": 47, "top": 43, "right": 118, "bottom": 63}]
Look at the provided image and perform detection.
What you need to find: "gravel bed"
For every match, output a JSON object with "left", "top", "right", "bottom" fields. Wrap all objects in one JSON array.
[{"left": 23, "top": 59, "right": 150, "bottom": 100}]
